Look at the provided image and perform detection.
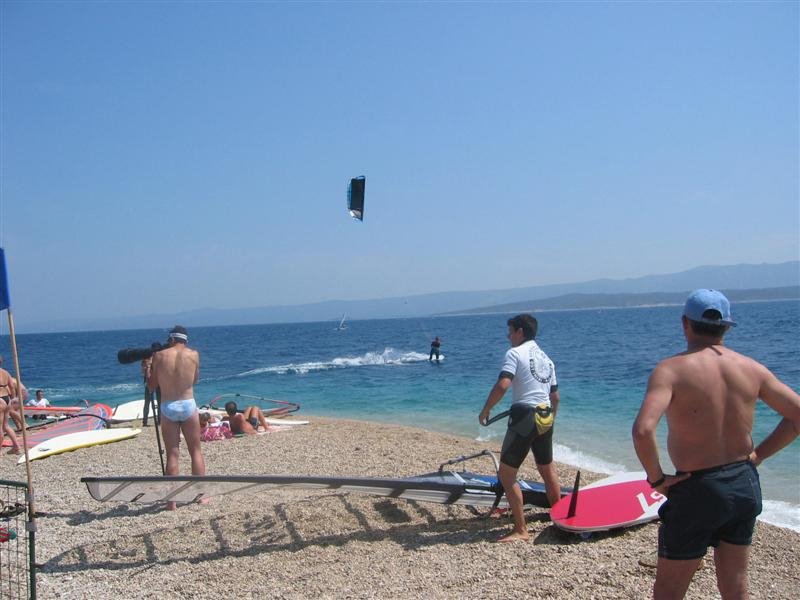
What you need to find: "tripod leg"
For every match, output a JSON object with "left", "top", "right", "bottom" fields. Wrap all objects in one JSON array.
[{"left": 153, "top": 388, "right": 165, "bottom": 475}]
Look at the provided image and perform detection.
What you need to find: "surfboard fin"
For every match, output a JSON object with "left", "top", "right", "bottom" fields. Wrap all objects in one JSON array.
[{"left": 566, "top": 470, "right": 581, "bottom": 518}]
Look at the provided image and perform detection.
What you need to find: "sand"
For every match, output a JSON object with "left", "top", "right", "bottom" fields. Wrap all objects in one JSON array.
[{"left": 7, "top": 416, "right": 799, "bottom": 599}]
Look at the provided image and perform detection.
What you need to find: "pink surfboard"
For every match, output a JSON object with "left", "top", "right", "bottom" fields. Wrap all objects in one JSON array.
[{"left": 550, "top": 472, "right": 666, "bottom": 533}]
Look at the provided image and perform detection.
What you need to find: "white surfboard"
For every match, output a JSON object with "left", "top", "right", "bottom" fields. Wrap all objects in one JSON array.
[
  {"left": 264, "top": 417, "right": 309, "bottom": 426},
  {"left": 110, "top": 399, "right": 147, "bottom": 423},
  {"left": 20, "top": 427, "right": 142, "bottom": 464}
]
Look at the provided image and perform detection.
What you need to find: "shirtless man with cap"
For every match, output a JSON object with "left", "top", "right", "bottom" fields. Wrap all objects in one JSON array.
[
  {"left": 148, "top": 326, "right": 206, "bottom": 509},
  {"left": 633, "top": 289, "right": 800, "bottom": 599}
]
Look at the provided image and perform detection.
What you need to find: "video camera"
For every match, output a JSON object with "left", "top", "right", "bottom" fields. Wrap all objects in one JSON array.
[{"left": 117, "top": 341, "right": 168, "bottom": 365}]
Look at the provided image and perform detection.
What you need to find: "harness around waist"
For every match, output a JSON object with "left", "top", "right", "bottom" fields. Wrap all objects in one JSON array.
[{"left": 509, "top": 403, "right": 553, "bottom": 436}]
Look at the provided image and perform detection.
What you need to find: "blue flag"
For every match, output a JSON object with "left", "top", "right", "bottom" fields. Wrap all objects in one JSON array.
[{"left": 0, "top": 248, "right": 10, "bottom": 311}]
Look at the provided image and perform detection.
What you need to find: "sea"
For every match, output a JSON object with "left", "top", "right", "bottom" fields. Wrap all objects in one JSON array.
[{"left": 3, "top": 300, "right": 798, "bottom": 531}]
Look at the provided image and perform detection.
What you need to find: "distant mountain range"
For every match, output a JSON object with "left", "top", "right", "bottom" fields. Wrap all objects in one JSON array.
[
  {"left": 20, "top": 260, "right": 800, "bottom": 333},
  {"left": 439, "top": 286, "right": 800, "bottom": 315}
]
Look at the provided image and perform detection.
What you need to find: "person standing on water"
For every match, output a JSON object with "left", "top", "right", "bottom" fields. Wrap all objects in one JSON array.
[
  {"left": 478, "top": 314, "right": 562, "bottom": 542},
  {"left": 632, "top": 289, "right": 800, "bottom": 600},
  {"left": 148, "top": 326, "right": 206, "bottom": 510},
  {"left": 429, "top": 337, "right": 441, "bottom": 362}
]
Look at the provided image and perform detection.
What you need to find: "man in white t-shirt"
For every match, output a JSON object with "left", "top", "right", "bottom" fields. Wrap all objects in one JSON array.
[
  {"left": 26, "top": 389, "right": 50, "bottom": 419},
  {"left": 479, "top": 313, "right": 562, "bottom": 542}
]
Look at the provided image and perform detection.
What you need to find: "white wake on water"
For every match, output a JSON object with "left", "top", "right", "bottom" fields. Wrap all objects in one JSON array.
[{"left": 235, "top": 348, "right": 434, "bottom": 376}]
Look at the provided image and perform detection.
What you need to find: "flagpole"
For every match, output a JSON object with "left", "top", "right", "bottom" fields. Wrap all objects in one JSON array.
[
  {"left": 6, "top": 308, "right": 36, "bottom": 514},
  {"left": 0, "top": 247, "right": 38, "bottom": 597}
]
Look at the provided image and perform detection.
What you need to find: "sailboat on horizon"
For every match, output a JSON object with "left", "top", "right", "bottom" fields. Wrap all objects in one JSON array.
[{"left": 335, "top": 313, "right": 347, "bottom": 331}]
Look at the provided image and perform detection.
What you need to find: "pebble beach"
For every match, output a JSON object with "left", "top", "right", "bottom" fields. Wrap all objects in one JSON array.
[{"left": 11, "top": 417, "right": 800, "bottom": 599}]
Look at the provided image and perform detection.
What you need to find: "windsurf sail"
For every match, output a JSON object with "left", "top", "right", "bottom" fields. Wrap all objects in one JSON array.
[
  {"left": 336, "top": 313, "right": 347, "bottom": 330},
  {"left": 2, "top": 404, "right": 111, "bottom": 448},
  {"left": 207, "top": 393, "right": 300, "bottom": 417},
  {"left": 82, "top": 450, "right": 569, "bottom": 508},
  {"left": 347, "top": 176, "right": 365, "bottom": 221},
  {"left": 81, "top": 471, "right": 554, "bottom": 508}
]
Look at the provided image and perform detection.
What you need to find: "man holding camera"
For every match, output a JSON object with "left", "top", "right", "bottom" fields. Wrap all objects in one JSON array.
[{"left": 147, "top": 325, "right": 206, "bottom": 510}]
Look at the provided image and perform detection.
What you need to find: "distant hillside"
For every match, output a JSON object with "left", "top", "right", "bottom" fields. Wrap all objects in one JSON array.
[
  {"left": 20, "top": 260, "right": 800, "bottom": 333},
  {"left": 438, "top": 286, "right": 800, "bottom": 316}
]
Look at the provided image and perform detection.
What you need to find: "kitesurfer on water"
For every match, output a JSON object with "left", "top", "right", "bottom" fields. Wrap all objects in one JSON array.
[
  {"left": 478, "top": 314, "right": 562, "bottom": 542},
  {"left": 148, "top": 326, "right": 206, "bottom": 509},
  {"left": 429, "top": 337, "right": 441, "bottom": 363},
  {"left": 633, "top": 289, "right": 800, "bottom": 599}
]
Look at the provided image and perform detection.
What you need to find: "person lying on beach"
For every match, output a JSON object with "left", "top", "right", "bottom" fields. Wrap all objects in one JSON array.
[
  {"left": 223, "top": 401, "right": 275, "bottom": 435},
  {"left": 199, "top": 411, "right": 233, "bottom": 442}
]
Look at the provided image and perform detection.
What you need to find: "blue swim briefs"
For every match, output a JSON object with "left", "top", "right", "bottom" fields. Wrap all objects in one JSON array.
[{"left": 160, "top": 398, "right": 198, "bottom": 423}]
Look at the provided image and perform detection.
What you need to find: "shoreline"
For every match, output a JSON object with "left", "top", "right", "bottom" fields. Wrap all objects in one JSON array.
[{"left": 11, "top": 415, "right": 800, "bottom": 599}]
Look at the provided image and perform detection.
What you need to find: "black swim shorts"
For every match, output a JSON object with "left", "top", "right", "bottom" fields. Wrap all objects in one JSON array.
[
  {"left": 248, "top": 417, "right": 259, "bottom": 429},
  {"left": 500, "top": 404, "right": 554, "bottom": 468},
  {"left": 658, "top": 460, "right": 762, "bottom": 560}
]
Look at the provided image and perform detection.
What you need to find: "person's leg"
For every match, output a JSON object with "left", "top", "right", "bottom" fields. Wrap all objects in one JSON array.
[
  {"left": 654, "top": 557, "right": 703, "bottom": 599},
  {"left": 713, "top": 542, "right": 750, "bottom": 600},
  {"left": 180, "top": 413, "right": 208, "bottom": 504},
  {"left": 160, "top": 416, "right": 182, "bottom": 510},
  {"left": 2, "top": 404, "right": 20, "bottom": 453},
  {"left": 497, "top": 462, "right": 528, "bottom": 542},
  {"left": 535, "top": 462, "right": 562, "bottom": 507},
  {"left": 253, "top": 407, "right": 268, "bottom": 430},
  {"left": 180, "top": 415, "right": 206, "bottom": 477}
]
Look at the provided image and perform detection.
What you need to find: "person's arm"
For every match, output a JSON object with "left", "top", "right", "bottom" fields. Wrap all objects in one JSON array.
[
  {"left": 632, "top": 364, "right": 688, "bottom": 491},
  {"left": 194, "top": 352, "right": 200, "bottom": 385},
  {"left": 147, "top": 355, "right": 159, "bottom": 392},
  {"left": 479, "top": 375, "right": 512, "bottom": 425},
  {"left": 549, "top": 389, "right": 560, "bottom": 416},
  {"left": 750, "top": 366, "right": 800, "bottom": 465}
]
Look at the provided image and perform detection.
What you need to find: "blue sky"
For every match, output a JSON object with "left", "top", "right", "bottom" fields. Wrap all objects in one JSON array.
[{"left": 1, "top": 1, "right": 797, "bottom": 326}]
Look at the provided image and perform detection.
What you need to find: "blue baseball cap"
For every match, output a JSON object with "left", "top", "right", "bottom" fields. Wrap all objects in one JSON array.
[{"left": 683, "top": 289, "right": 736, "bottom": 327}]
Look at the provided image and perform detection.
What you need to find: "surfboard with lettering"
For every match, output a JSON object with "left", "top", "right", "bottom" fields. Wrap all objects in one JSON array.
[{"left": 550, "top": 471, "right": 665, "bottom": 533}]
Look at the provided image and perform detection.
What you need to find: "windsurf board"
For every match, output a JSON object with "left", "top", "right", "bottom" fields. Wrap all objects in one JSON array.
[
  {"left": 550, "top": 471, "right": 665, "bottom": 533},
  {"left": 20, "top": 427, "right": 141, "bottom": 463},
  {"left": 110, "top": 399, "right": 146, "bottom": 422}
]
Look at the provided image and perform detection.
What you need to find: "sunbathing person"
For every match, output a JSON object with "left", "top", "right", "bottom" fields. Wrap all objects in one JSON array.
[
  {"left": 198, "top": 412, "right": 232, "bottom": 442},
  {"left": 223, "top": 401, "right": 274, "bottom": 435}
]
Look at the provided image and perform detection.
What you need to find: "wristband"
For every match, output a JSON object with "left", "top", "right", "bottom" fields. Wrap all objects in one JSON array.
[{"left": 647, "top": 475, "right": 666, "bottom": 488}]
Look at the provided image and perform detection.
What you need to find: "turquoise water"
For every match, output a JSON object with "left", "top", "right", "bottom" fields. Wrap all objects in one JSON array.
[{"left": 3, "top": 300, "right": 798, "bottom": 530}]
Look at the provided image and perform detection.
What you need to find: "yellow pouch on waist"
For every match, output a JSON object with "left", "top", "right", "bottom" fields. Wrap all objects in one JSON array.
[{"left": 534, "top": 403, "right": 553, "bottom": 435}]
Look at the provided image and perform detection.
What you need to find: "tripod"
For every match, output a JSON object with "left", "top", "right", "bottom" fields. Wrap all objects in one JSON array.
[{"left": 143, "top": 382, "right": 165, "bottom": 475}]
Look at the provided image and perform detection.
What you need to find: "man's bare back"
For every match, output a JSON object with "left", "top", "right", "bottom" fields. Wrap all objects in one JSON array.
[
  {"left": 653, "top": 344, "right": 764, "bottom": 471},
  {"left": 149, "top": 345, "right": 199, "bottom": 402}
]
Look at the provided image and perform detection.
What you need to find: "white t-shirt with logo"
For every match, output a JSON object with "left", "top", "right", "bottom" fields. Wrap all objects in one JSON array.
[{"left": 500, "top": 340, "right": 557, "bottom": 407}]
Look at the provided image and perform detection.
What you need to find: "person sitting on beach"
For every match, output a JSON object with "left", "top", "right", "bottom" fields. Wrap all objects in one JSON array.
[
  {"left": 632, "top": 289, "right": 800, "bottom": 599},
  {"left": 26, "top": 389, "right": 50, "bottom": 420},
  {"left": 223, "top": 401, "right": 274, "bottom": 435},
  {"left": 148, "top": 325, "right": 206, "bottom": 510},
  {"left": 199, "top": 411, "right": 233, "bottom": 442}
]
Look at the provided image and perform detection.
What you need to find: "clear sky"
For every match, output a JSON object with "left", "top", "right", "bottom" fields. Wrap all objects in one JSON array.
[{"left": 1, "top": 1, "right": 797, "bottom": 326}]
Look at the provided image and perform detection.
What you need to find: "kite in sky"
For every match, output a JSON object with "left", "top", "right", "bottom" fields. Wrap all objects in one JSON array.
[{"left": 347, "top": 176, "right": 365, "bottom": 221}]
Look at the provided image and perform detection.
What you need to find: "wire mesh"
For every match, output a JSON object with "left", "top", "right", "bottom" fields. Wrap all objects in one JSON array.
[{"left": 0, "top": 479, "right": 33, "bottom": 600}]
